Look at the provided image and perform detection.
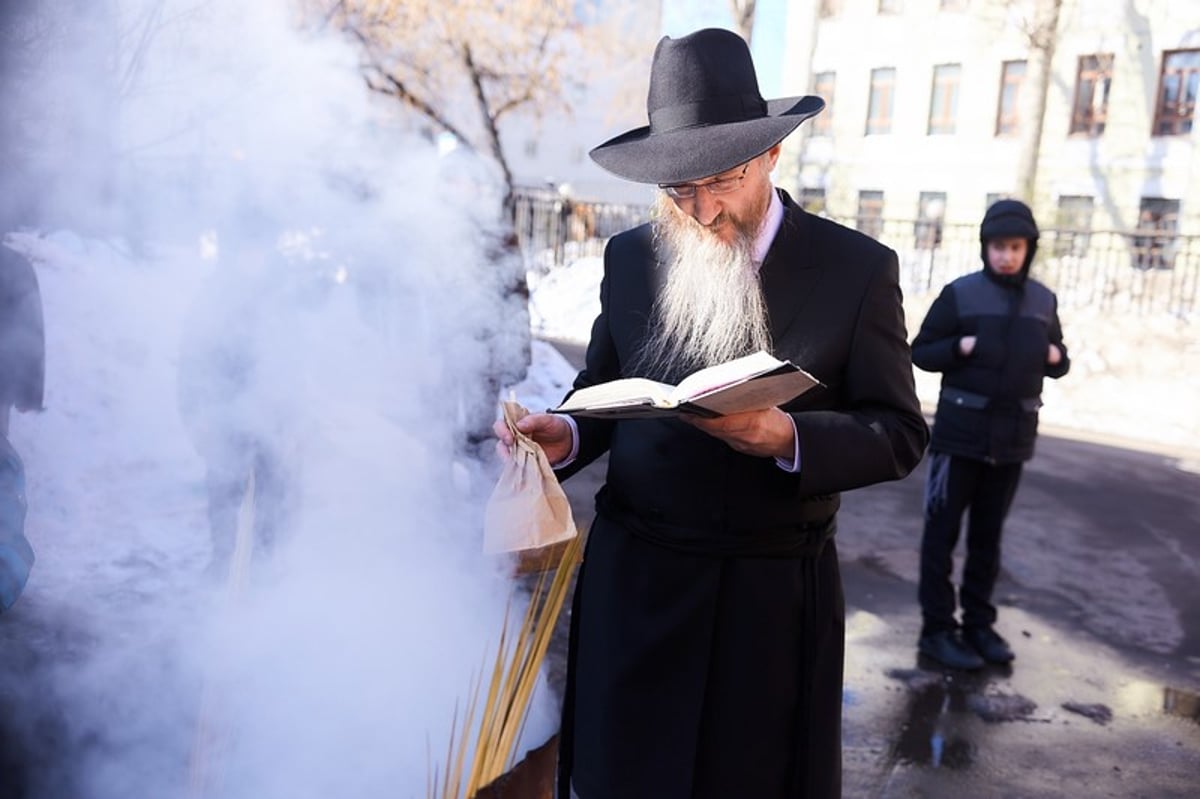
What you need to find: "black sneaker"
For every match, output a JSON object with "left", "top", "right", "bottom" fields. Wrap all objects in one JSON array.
[
  {"left": 963, "top": 626, "right": 1015, "bottom": 664},
  {"left": 918, "top": 630, "right": 985, "bottom": 670}
]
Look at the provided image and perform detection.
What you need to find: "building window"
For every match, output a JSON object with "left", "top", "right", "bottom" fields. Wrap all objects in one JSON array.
[
  {"left": 1133, "top": 197, "right": 1180, "bottom": 270},
  {"left": 1070, "top": 54, "right": 1113, "bottom": 136},
  {"left": 819, "top": 0, "right": 842, "bottom": 17},
  {"left": 857, "top": 191, "right": 884, "bottom": 239},
  {"left": 811, "top": 72, "right": 835, "bottom": 136},
  {"left": 1152, "top": 49, "right": 1200, "bottom": 136},
  {"left": 524, "top": 139, "right": 538, "bottom": 158},
  {"left": 1053, "top": 195, "right": 1095, "bottom": 256},
  {"left": 915, "top": 191, "right": 947, "bottom": 250},
  {"left": 995, "top": 60, "right": 1026, "bottom": 136},
  {"left": 799, "top": 187, "right": 827, "bottom": 215},
  {"left": 985, "top": 192, "right": 1009, "bottom": 210},
  {"left": 866, "top": 68, "right": 896, "bottom": 135},
  {"left": 939, "top": 0, "right": 967, "bottom": 10},
  {"left": 878, "top": 0, "right": 902, "bottom": 13},
  {"left": 928, "top": 64, "right": 961, "bottom": 135}
]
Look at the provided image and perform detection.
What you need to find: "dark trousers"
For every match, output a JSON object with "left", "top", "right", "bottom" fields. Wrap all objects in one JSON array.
[{"left": 918, "top": 452, "right": 1023, "bottom": 636}]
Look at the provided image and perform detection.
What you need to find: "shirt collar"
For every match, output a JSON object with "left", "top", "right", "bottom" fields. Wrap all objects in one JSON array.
[{"left": 752, "top": 188, "right": 784, "bottom": 268}]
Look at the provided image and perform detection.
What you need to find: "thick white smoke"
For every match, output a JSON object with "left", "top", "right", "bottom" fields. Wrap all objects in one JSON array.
[{"left": 2, "top": 2, "right": 545, "bottom": 797}]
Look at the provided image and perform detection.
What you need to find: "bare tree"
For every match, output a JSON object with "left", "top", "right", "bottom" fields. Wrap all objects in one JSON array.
[
  {"left": 729, "top": 0, "right": 756, "bottom": 45},
  {"left": 1001, "top": 0, "right": 1064, "bottom": 203},
  {"left": 302, "top": 0, "right": 601, "bottom": 215}
]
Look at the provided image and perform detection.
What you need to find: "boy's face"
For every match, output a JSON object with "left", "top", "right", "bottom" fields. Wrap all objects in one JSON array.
[{"left": 986, "top": 237, "right": 1028, "bottom": 276}]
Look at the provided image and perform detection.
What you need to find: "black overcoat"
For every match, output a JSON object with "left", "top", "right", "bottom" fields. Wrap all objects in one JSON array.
[{"left": 557, "top": 190, "right": 928, "bottom": 799}]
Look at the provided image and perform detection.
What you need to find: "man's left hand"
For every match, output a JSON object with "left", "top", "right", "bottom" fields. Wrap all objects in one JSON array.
[{"left": 683, "top": 407, "right": 795, "bottom": 459}]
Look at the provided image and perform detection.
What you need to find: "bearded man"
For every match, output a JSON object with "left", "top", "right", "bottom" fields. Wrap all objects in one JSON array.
[{"left": 496, "top": 28, "right": 928, "bottom": 799}]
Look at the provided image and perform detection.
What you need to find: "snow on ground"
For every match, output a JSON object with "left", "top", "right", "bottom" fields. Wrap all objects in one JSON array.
[
  {"left": 524, "top": 255, "right": 1200, "bottom": 457},
  {"left": 7, "top": 223, "right": 559, "bottom": 799}
]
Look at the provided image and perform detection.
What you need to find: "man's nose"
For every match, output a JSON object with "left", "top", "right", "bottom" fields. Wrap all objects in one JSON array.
[{"left": 688, "top": 190, "right": 722, "bottom": 226}]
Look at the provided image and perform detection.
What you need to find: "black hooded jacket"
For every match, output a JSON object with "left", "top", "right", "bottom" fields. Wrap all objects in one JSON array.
[{"left": 912, "top": 200, "right": 1070, "bottom": 463}]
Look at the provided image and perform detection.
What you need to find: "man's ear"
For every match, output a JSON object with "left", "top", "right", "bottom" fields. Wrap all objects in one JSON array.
[{"left": 764, "top": 143, "right": 783, "bottom": 172}]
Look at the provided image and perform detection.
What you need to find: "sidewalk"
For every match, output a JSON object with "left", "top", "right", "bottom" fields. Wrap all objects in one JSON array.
[{"left": 546, "top": 338, "right": 1200, "bottom": 798}]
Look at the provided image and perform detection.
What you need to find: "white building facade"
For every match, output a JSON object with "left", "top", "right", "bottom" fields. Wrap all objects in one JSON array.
[{"left": 776, "top": 0, "right": 1200, "bottom": 241}]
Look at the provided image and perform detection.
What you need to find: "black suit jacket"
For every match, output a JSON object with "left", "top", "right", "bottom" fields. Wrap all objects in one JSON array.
[{"left": 560, "top": 190, "right": 928, "bottom": 550}]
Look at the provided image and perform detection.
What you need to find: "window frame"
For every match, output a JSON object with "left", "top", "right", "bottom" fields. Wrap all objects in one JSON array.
[
  {"left": 915, "top": 191, "right": 947, "bottom": 250},
  {"left": 927, "top": 63, "right": 961, "bottom": 135},
  {"left": 1053, "top": 195, "right": 1095, "bottom": 257},
  {"left": 1152, "top": 49, "right": 1200, "bottom": 137},
  {"left": 856, "top": 190, "right": 885, "bottom": 239},
  {"left": 819, "top": 0, "right": 843, "bottom": 18},
  {"left": 1133, "top": 197, "right": 1181, "bottom": 270},
  {"left": 866, "top": 67, "right": 897, "bottom": 135},
  {"left": 995, "top": 60, "right": 1027, "bottom": 137},
  {"left": 1069, "top": 54, "right": 1114, "bottom": 136}
]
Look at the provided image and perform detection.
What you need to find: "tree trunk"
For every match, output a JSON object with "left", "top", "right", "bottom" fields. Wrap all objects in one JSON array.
[
  {"left": 728, "top": 0, "right": 756, "bottom": 45},
  {"left": 462, "top": 43, "right": 517, "bottom": 219},
  {"left": 1015, "top": 0, "right": 1062, "bottom": 204}
]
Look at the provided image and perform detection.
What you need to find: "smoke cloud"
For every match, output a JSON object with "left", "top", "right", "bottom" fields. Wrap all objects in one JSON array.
[{"left": 0, "top": 2, "right": 542, "bottom": 797}]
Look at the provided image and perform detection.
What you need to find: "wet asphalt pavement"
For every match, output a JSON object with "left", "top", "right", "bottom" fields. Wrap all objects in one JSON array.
[
  {"left": 2, "top": 342, "right": 1196, "bottom": 798},
  {"left": 546, "top": 338, "right": 1200, "bottom": 798}
]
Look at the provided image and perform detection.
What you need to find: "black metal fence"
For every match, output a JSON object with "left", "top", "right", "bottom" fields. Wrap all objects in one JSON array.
[
  {"left": 513, "top": 186, "right": 649, "bottom": 271},
  {"left": 832, "top": 217, "right": 1200, "bottom": 317},
  {"left": 512, "top": 190, "right": 1200, "bottom": 318}
]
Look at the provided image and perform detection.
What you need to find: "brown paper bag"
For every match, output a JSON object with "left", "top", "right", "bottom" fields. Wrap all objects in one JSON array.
[{"left": 484, "top": 401, "right": 578, "bottom": 556}]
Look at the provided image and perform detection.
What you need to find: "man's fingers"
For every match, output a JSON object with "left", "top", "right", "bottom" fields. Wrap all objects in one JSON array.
[
  {"left": 517, "top": 413, "right": 567, "bottom": 440},
  {"left": 492, "top": 419, "right": 514, "bottom": 446}
]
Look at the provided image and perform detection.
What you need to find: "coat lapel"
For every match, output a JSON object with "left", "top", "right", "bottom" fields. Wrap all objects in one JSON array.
[{"left": 760, "top": 192, "right": 823, "bottom": 344}]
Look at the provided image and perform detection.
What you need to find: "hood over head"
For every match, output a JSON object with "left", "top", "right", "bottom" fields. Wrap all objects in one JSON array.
[{"left": 980, "top": 198, "right": 1038, "bottom": 284}]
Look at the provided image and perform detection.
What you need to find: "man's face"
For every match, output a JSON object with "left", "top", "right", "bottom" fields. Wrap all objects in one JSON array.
[
  {"left": 660, "top": 144, "right": 780, "bottom": 245},
  {"left": 986, "top": 237, "right": 1028, "bottom": 276}
]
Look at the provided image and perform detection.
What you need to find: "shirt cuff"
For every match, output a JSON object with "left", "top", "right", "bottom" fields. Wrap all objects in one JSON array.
[
  {"left": 551, "top": 414, "right": 581, "bottom": 469},
  {"left": 773, "top": 414, "right": 801, "bottom": 473}
]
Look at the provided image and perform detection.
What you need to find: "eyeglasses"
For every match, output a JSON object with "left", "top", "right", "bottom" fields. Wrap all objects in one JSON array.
[{"left": 660, "top": 163, "right": 750, "bottom": 200}]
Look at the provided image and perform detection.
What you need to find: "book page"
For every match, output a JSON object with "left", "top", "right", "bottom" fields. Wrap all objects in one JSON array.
[
  {"left": 671, "top": 350, "right": 785, "bottom": 402},
  {"left": 554, "top": 377, "right": 674, "bottom": 413},
  {"left": 686, "top": 369, "right": 818, "bottom": 415}
]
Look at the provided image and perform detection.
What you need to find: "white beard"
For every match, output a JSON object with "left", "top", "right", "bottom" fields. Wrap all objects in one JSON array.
[{"left": 636, "top": 193, "right": 772, "bottom": 380}]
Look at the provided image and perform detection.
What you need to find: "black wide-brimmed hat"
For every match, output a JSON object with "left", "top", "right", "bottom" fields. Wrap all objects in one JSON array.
[{"left": 589, "top": 28, "right": 825, "bottom": 185}]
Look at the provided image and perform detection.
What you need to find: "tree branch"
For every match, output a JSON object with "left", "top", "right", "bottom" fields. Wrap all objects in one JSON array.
[
  {"left": 367, "top": 70, "right": 474, "bottom": 149},
  {"left": 462, "top": 42, "right": 515, "bottom": 212}
]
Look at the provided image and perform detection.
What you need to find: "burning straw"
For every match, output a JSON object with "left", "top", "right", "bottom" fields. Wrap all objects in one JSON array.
[{"left": 429, "top": 532, "right": 583, "bottom": 799}]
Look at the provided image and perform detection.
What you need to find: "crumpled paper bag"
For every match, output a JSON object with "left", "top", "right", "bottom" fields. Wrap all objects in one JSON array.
[{"left": 484, "top": 401, "right": 577, "bottom": 554}]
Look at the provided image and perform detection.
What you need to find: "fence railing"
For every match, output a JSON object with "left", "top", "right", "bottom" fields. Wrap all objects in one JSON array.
[
  {"left": 512, "top": 190, "right": 1200, "bottom": 318},
  {"left": 513, "top": 187, "right": 648, "bottom": 271}
]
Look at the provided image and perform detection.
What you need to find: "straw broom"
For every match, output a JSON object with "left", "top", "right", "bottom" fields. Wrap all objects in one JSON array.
[{"left": 429, "top": 528, "right": 584, "bottom": 799}]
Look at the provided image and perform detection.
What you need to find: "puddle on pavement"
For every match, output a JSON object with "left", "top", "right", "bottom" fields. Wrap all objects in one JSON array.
[
  {"left": 883, "top": 668, "right": 1043, "bottom": 769},
  {"left": 843, "top": 606, "right": 1200, "bottom": 793}
]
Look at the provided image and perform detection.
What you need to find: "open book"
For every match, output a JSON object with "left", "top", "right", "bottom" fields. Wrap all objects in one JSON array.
[{"left": 551, "top": 351, "right": 820, "bottom": 419}]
